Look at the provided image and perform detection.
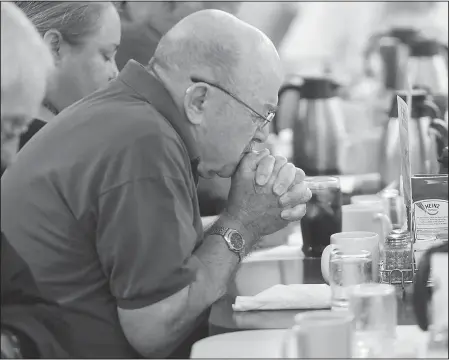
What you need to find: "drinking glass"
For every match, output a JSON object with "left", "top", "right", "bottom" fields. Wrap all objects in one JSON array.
[
  {"left": 329, "top": 248, "right": 372, "bottom": 310},
  {"left": 349, "top": 283, "right": 397, "bottom": 358},
  {"left": 301, "top": 176, "right": 342, "bottom": 257}
]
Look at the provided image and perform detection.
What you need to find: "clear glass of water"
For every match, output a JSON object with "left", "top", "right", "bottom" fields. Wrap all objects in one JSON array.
[
  {"left": 329, "top": 248, "right": 372, "bottom": 310},
  {"left": 348, "top": 283, "right": 397, "bottom": 358}
]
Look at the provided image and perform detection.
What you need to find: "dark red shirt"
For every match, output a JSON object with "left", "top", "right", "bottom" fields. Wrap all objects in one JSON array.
[{"left": 1, "top": 60, "right": 203, "bottom": 358}]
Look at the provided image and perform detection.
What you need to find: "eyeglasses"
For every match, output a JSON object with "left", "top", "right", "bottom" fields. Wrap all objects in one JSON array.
[{"left": 190, "top": 77, "right": 276, "bottom": 129}]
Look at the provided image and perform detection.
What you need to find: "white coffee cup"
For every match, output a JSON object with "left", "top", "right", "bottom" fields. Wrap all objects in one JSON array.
[
  {"left": 282, "top": 310, "right": 354, "bottom": 358},
  {"left": 351, "top": 194, "right": 384, "bottom": 207},
  {"left": 321, "top": 231, "right": 380, "bottom": 283},
  {"left": 342, "top": 203, "right": 392, "bottom": 241}
]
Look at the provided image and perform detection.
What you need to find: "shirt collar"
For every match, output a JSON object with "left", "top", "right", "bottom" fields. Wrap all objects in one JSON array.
[{"left": 118, "top": 60, "right": 200, "bottom": 183}]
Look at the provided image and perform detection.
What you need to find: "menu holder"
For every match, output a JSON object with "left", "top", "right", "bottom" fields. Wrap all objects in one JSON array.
[
  {"left": 397, "top": 95, "right": 412, "bottom": 233},
  {"left": 378, "top": 94, "right": 419, "bottom": 294}
]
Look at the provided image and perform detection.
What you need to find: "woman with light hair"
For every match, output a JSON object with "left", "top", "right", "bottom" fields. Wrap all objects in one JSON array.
[
  {"left": 1, "top": 4, "right": 70, "bottom": 358},
  {"left": 1, "top": 2, "right": 54, "bottom": 172},
  {"left": 14, "top": 1, "right": 121, "bottom": 149}
]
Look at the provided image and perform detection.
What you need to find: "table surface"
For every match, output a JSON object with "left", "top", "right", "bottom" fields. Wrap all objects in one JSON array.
[{"left": 209, "top": 256, "right": 417, "bottom": 336}]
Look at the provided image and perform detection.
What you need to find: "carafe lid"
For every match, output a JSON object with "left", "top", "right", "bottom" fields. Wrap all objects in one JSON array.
[
  {"left": 410, "top": 39, "right": 441, "bottom": 57},
  {"left": 300, "top": 77, "right": 338, "bottom": 99},
  {"left": 278, "top": 74, "right": 304, "bottom": 93},
  {"left": 388, "top": 89, "right": 428, "bottom": 118},
  {"left": 388, "top": 27, "right": 419, "bottom": 46}
]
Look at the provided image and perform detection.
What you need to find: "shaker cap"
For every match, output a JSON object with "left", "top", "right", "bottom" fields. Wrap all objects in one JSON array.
[
  {"left": 410, "top": 39, "right": 441, "bottom": 57},
  {"left": 386, "top": 230, "right": 411, "bottom": 244}
]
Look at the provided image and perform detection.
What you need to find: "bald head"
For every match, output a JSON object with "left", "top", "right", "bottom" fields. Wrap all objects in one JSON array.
[
  {"left": 150, "top": 10, "right": 283, "bottom": 178},
  {"left": 1, "top": 2, "right": 54, "bottom": 167},
  {"left": 153, "top": 9, "right": 282, "bottom": 95}
]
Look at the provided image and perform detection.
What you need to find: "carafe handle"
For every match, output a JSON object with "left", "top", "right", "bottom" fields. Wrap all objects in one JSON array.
[
  {"left": 272, "top": 77, "right": 303, "bottom": 135},
  {"left": 422, "top": 100, "right": 448, "bottom": 158},
  {"left": 429, "top": 118, "right": 449, "bottom": 150},
  {"left": 422, "top": 99, "right": 442, "bottom": 120}
]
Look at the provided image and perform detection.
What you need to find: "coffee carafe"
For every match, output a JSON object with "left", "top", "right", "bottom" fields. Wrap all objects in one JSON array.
[
  {"left": 364, "top": 28, "right": 419, "bottom": 90},
  {"left": 273, "top": 77, "right": 346, "bottom": 176},
  {"left": 408, "top": 38, "right": 449, "bottom": 115},
  {"left": 379, "top": 89, "right": 449, "bottom": 187}
]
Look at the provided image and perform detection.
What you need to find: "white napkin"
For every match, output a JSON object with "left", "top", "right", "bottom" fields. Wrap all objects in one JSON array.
[{"left": 232, "top": 284, "right": 332, "bottom": 311}]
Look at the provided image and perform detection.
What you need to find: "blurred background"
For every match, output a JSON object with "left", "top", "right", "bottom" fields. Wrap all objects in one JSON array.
[{"left": 198, "top": 1, "right": 449, "bottom": 219}]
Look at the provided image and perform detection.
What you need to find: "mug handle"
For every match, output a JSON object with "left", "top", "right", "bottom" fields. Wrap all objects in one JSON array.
[
  {"left": 320, "top": 244, "right": 335, "bottom": 284},
  {"left": 281, "top": 326, "right": 300, "bottom": 358},
  {"left": 374, "top": 213, "right": 393, "bottom": 240}
]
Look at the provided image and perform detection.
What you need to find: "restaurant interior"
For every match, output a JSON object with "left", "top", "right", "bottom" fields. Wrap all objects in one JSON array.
[
  {"left": 194, "top": 1, "right": 449, "bottom": 358},
  {"left": 1, "top": 1, "right": 449, "bottom": 359}
]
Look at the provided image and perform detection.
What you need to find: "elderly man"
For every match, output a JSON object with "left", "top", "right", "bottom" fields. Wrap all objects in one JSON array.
[
  {"left": 2, "top": 10, "right": 311, "bottom": 358},
  {"left": 1, "top": 3, "right": 69, "bottom": 358},
  {"left": 116, "top": 2, "right": 243, "bottom": 219}
]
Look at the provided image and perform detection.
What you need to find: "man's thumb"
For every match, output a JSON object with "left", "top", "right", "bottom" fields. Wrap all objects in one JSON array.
[{"left": 238, "top": 148, "right": 271, "bottom": 173}]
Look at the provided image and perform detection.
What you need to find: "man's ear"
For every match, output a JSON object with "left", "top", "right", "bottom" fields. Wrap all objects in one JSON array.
[
  {"left": 42, "top": 29, "right": 64, "bottom": 64},
  {"left": 184, "top": 84, "right": 209, "bottom": 125}
]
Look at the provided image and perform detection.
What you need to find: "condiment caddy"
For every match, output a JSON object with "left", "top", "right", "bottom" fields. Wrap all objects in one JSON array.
[{"left": 379, "top": 229, "right": 416, "bottom": 290}]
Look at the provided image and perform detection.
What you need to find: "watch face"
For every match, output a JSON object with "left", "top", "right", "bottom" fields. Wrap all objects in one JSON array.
[{"left": 229, "top": 231, "right": 244, "bottom": 251}]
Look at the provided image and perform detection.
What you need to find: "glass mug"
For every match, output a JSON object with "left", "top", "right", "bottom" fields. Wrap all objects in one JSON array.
[
  {"left": 321, "top": 231, "right": 380, "bottom": 283},
  {"left": 322, "top": 247, "right": 373, "bottom": 310},
  {"left": 301, "top": 177, "right": 342, "bottom": 257},
  {"left": 349, "top": 283, "right": 397, "bottom": 358}
]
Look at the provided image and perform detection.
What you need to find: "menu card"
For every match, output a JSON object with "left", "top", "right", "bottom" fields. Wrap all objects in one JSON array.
[{"left": 397, "top": 96, "right": 412, "bottom": 231}]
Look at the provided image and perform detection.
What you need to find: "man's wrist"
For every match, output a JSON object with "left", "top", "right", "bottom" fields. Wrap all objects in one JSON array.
[{"left": 215, "top": 211, "right": 259, "bottom": 252}]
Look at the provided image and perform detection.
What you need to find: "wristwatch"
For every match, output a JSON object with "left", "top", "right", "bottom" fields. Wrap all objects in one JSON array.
[{"left": 209, "top": 226, "right": 245, "bottom": 262}]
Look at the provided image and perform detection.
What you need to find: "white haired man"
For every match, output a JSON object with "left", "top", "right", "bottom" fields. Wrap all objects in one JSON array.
[{"left": 1, "top": 3, "right": 69, "bottom": 358}]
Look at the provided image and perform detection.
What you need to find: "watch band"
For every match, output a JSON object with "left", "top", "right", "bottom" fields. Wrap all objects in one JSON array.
[
  {"left": 209, "top": 226, "right": 228, "bottom": 237},
  {"left": 209, "top": 226, "right": 244, "bottom": 262}
]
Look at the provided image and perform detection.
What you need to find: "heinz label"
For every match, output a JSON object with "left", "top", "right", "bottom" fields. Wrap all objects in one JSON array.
[
  {"left": 412, "top": 175, "right": 449, "bottom": 243},
  {"left": 413, "top": 199, "right": 449, "bottom": 241}
]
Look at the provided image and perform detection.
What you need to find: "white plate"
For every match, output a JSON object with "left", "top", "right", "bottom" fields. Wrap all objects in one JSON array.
[
  {"left": 191, "top": 329, "right": 287, "bottom": 358},
  {"left": 190, "top": 326, "right": 427, "bottom": 358}
]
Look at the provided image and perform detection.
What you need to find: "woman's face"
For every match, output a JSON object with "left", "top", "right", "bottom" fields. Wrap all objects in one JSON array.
[{"left": 55, "top": 4, "right": 121, "bottom": 108}]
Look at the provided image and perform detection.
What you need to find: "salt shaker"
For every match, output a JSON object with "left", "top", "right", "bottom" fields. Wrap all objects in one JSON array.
[{"left": 380, "top": 230, "right": 413, "bottom": 284}]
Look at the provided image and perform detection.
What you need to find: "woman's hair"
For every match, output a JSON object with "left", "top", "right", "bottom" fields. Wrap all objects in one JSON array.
[
  {"left": 1, "top": 2, "right": 54, "bottom": 102},
  {"left": 14, "top": 1, "right": 113, "bottom": 46}
]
